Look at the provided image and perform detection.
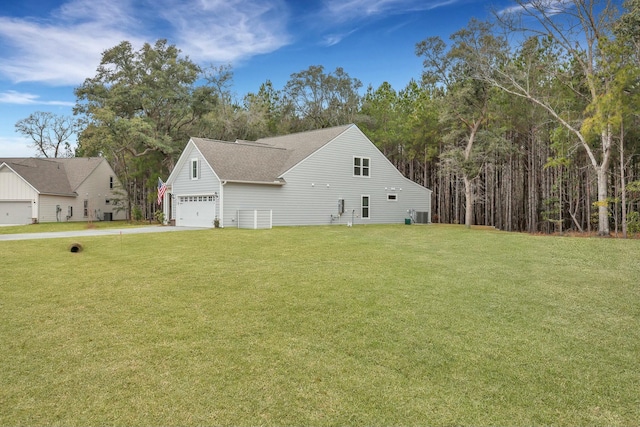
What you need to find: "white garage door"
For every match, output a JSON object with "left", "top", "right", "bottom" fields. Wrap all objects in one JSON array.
[
  {"left": 0, "top": 201, "right": 32, "bottom": 225},
  {"left": 176, "top": 195, "right": 216, "bottom": 227}
]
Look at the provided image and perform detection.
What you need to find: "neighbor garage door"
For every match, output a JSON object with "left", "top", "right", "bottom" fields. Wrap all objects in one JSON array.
[
  {"left": 0, "top": 201, "right": 32, "bottom": 225},
  {"left": 176, "top": 195, "right": 216, "bottom": 227}
]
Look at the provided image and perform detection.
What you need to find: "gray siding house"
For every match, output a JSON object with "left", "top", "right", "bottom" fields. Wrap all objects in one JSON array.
[
  {"left": 162, "top": 124, "right": 431, "bottom": 228},
  {"left": 0, "top": 157, "right": 126, "bottom": 225}
]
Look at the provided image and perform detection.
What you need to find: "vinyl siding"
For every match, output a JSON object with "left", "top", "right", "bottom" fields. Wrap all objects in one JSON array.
[
  {"left": 220, "top": 126, "right": 431, "bottom": 227},
  {"left": 0, "top": 166, "right": 38, "bottom": 219},
  {"left": 0, "top": 166, "right": 37, "bottom": 199},
  {"left": 222, "top": 183, "right": 282, "bottom": 227},
  {"left": 170, "top": 143, "right": 222, "bottom": 224},
  {"left": 73, "top": 160, "right": 127, "bottom": 222},
  {"left": 38, "top": 195, "right": 76, "bottom": 222}
]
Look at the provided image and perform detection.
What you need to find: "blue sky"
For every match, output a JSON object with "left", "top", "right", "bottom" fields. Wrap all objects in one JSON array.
[{"left": 0, "top": 0, "right": 509, "bottom": 157}]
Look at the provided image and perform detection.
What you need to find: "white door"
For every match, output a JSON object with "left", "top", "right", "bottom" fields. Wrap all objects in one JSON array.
[
  {"left": 0, "top": 201, "right": 32, "bottom": 225},
  {"left": 176, "top": 195, "right": 216, "bottom": 227}
]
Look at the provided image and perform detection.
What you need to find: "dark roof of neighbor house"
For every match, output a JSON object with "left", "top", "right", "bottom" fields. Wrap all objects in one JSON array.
[
  {"left": 0, "top": 157, "right": 105, "bottom": 196},
  {"left": 190, "top": 124, "right": 353, "bottom": 184}
]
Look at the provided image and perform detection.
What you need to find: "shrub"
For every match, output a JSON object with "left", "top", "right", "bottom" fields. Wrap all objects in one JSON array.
[
  {"left": 132, "top": 205, "right": 143, "bottom": 222},
  {"left": 627, "top": 211, "right": 640, "bottom": 234}
]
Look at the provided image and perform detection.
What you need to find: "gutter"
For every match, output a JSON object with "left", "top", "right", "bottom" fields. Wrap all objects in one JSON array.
[{"left": 222, "top": 179, "right": 285, "bottom": 186}]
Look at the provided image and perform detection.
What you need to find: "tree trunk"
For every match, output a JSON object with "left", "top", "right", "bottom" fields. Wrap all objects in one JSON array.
[
  {"left": 464, "top": 175, "right": 473, "bottom": 228},
  {"left": 596, "top": 165, "right": 610, "bottom": 236},
  {"left": 620, "top": 123, "right": 627, "bottom": 239}
]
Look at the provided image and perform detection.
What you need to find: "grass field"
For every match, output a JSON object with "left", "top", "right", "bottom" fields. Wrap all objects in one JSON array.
[
  {"left": 0, "top": 220, "right": 152, "bottom": 234},
  {"left": 1, "top": 224, "right": 638, "bottom": 426}
]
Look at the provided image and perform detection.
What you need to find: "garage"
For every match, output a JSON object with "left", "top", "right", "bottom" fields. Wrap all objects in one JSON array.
[
  {"left": 0, "top": 201, "right": 32, "bottom": 225},
  {"left": 176, "top": 195, "right": 216, "bottom": 227}
]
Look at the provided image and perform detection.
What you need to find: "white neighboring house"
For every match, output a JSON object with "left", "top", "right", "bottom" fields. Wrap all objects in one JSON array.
[
  {"left": 162, "top": 124, "right": 431, "bottom": 228},
  {"left": 0, "top": 157, "right": 127, "bottom": 225}
]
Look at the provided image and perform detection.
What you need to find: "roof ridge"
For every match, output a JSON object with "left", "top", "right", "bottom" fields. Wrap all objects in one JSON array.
[
  {"left": 255, "top": 123, "right": 352, "bottom": 143},
  {"left": 192, "top": 137, "right": 286, "bottom": 151}
]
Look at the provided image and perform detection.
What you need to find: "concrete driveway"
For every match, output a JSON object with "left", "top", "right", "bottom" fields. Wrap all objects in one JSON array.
[{"left": 0, "top": 226, "right": 207, "bottom": 241}]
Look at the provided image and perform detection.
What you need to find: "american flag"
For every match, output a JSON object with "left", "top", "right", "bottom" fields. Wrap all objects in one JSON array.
[{"left": 157, "top": 177, "right": 167, "bottom": 205}]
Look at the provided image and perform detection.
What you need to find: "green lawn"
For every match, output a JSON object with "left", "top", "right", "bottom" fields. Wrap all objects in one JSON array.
[
  {"left": 0, "top": 220, "right": 153, "bottom": 234},
  {"left": 1, "top": 225, "right": 638, "bottom": 426}
]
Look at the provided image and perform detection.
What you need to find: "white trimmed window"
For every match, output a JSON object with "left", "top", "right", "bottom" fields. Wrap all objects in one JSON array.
[
  {"left": 191, "top": 158, "right": 199, "bottom": 180},
  {"left": 361, "top": 195, "right": 370, "bottom": 219},
  {"left": 353, "top": 157, "right": 370, "bottom": 177},
  {"left": 387, "top": 194, "right": 398, "bottom": 201}
]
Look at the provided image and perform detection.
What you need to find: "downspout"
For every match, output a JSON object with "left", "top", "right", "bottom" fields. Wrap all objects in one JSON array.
[{"left": 220, "top": 181, "right": 226, "bottom": 228}]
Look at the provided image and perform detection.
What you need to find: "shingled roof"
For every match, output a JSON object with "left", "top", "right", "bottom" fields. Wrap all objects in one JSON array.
[
  {"left": 191, "top": 124, "right": 353, "bottom": 184},
  {"left": 0, "top": 157, "right": 104, "bottom": 196}
]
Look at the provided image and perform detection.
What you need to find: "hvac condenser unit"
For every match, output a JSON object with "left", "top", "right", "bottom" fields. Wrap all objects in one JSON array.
[{"left": 415, "top": 211, "right": 431, "bottom": 224}]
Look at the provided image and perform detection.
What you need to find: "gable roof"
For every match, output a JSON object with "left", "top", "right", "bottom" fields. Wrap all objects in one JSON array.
[
  {"left": 0, "top": 157, "right": 104, "bottom": 196},
  {"left": 190, "top": 124, "right": 353, "bottom": 184}
]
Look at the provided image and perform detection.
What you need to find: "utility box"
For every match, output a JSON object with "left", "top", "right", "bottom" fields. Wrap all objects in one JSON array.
[{"left": 415, "top": 211, "right": 430, "bottom": 224}]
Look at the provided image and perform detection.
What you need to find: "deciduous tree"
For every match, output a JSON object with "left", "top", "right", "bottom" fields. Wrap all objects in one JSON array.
[{"left": 15, "top": 111, "right": 78, "bottom": 158}]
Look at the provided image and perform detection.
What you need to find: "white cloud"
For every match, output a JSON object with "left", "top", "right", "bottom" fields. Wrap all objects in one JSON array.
[
  {"left": 0, "top": 91, "right": 75, "bottom": 106},
  {"left": 322, "top": 29, "right": 359, "bottom": 47},
  {"left": 312, "top": 0, "right": 458, "bottom": 45},
  {"left": 0, "top": 0, "right": 291, "bottom": 85},
  {"left": 497, "top": 0, "right": 574, "bottom": 16},
  {"left": 157, "top": 0, "right": 291, "bottom": 63},
  {"left": 321, "top": 0, "right": 459, "bottom": 23}
]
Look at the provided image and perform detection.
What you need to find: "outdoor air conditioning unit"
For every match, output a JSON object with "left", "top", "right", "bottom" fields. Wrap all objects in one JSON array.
[{"left": 415, "top": 211, "right": 430, "bottom": 224}]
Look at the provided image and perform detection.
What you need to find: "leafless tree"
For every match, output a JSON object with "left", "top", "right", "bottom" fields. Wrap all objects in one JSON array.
[{"left": 15, "top": 111, "right": 78, "bottom": 158}]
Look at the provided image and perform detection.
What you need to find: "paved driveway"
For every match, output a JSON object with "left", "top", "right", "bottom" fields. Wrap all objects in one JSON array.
[{"left": 0, "top": 226, "right": 207, "bottom": 241}]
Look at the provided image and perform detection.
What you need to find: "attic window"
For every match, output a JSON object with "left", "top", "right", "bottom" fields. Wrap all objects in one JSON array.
[
  {"left": 354, "top": 157, "right": 370, "bottom": 177},
  {"left": 191, "top": 158, "right": 199, "bottom": 180},
  {"left": 109, "top": 176, "right": 114, "bottom": 189}
]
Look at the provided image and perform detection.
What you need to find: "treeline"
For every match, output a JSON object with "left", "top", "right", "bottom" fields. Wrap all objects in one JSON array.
[{"left": 39, "top": 0, "right": 640, "bottom": 234}]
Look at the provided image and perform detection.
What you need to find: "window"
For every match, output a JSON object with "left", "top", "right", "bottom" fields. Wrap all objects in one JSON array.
[
  {"left": 387, "top": 194, "right": 397, "bottom": 201},
  {"left": 83, "top": 200, "right": 88, "bottom": 217},
  {"left": 354, "top": 157, "right": 370, "bottom": 177},
  {"left": 105, "top": 199, "right": 111, "bottom": 205},
  {"left": 191, "top": 158, "right": 199, "bottom": 180},
  {"left": 109, "top": 176, "right": 114, "bottom": 189},
  {"left": 361, "top": 195, "right": 370, "bottom": 219}
]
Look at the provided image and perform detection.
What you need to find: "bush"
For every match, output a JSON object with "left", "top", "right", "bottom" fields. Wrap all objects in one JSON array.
[
  {"left": 627, "top": 211, "right": 640, "bottom": 234},
  {"left": 132, "top": 205, "right": 143, "bottom": 222},
  {"left": 154, "top": 210, "right": 165, "bottom": 224}
]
